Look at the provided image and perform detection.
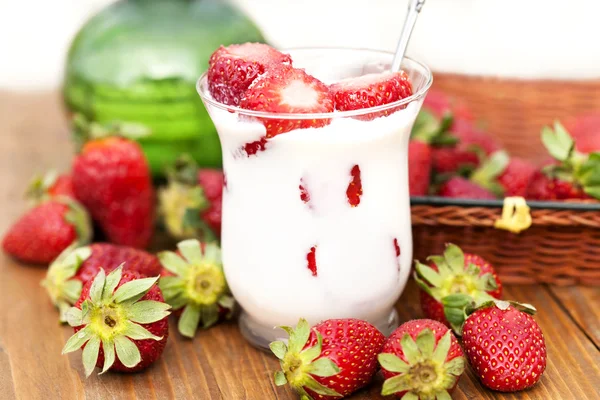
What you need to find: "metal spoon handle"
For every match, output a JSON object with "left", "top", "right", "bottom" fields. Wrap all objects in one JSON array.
[{"left": 391, "top": 0, "right": 426, "bottom": 72}]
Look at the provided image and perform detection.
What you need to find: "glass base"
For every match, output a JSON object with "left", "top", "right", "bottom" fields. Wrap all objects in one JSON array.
[{"left": 239, "top": 308, "right": 400, "bottom": 350}]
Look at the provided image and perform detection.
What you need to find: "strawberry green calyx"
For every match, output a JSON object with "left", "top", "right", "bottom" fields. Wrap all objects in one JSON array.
[
  {"left": 26, "top": 170, "right": 59, "bottom": 203},
  {"left": 414, "top": 244, "right": 498, "bottom": 333},
  {"left": 158, "top": 155, "right": 214, "bottom": 241},
  {"left": 270, "top": 318, "right": 342, "bottom": 400},
  {"left": 60, "top": 197, "right": 93, "bottom": 246},
  {"left": 412, "top": 110, "right": 457, "bottom": 146},
  {"left": 62, "top": 266, "right": 170, "bottom": 377},
  {"left": 41, "top": 244, "right": 92, "bottom": 322},
  {"left": 541, "top": 121, "right": 600, "bottom": 199},
  {"left": 158, "top": 239, "right": 233, "bottom": 338},
  {"left": 378, "top": 329, "right": 465, "bottom": 399},
  {"left": 470, "top": 150, "right": 510, "bottom": 196}
]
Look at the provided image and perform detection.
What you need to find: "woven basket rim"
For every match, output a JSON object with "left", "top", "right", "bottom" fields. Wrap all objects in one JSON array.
[{"left": 411, "top": 196, "right": 600, "bottom": 211}]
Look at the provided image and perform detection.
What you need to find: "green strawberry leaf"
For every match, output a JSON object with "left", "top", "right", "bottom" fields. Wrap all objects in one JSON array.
[
  {"left": 400, "top": 334, "right": 421, "bottom": 365},
  {"left": 381, "top": 374, "right": 412, "bottom": 396},
  {"left": 415, "top": 261, "right": 442, "bottom": 287},
  {"left": 100, "top": 339, "right": 116, "bottom": 374},
  {"left": 127, "top": 300, "right": 171, "bottom": 324},
  {"left": 269, "top": 341, "right": 287, "bottom": 360},
  {"left": 432, "top": 331, "right": 452, "bottom": 364},
  {"left": 541, "top": 123, "right": 574, "bottom": 162},
  {"left": 201, "top": 304, "right": 219, "bottom": 329},
  {"left": 177, "top": 239, "right": 204, "bottom": 264},
  {"left": 274, "top": 370, "right": 287, "bottom": 386},
  {"left": 114, "top": 336, "right": 141, "bottom": 368},
  {"left": 112, "top": 276, "right": 158, "bottom": 303},
  {"left": 158, "top": 251, "right": 189, "bottom": 276},
  {"left": 102, "top": 265, "right": 123, "bottom": 300},
  {"left": 378, "top": 353, "right": 410, "bottom": 373},
  {"left": 178, "top": 304, "right": 201, "bottom": 338},
  {"left": 89, "top": 269, "right": 107, "bottom": 304},
  {"left": 300, "top": 331, "right": 323, "bottom": 363},
  {"left": 307, "top": 358, "right": 340, "bottom": 377},
  {"left": 121, "top": 320, "right": 163, "bottom": 341},
  {"left": 436, "top": 390, "right": 453, "bottom": 400},
  {"left": 288, "top": 319, "right": 311, "bottom": 354},
  {"left": 444, "top": 357, "right": 465, "bottom": 376},
  {"left": 82, "top": 336, "right": 101, "bottom": 377},
  {"left": 416, "top": 329, "right": 435, "bottom": 358},
  {"left": 443, "top": 244, "right": 465, "bottom": 275},
  {"left": 303, "top": 375, "right": 341, "bottom": 397},
  {"left": 62, "top": 325, "right": 93, "bottom": 354}
]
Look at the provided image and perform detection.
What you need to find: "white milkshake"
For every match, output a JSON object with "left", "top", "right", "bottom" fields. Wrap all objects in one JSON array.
[{"left": 198, "top": 48, "right": 431, "bottom": 348}]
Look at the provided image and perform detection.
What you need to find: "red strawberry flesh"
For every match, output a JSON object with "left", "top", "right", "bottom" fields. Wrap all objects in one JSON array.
[
  {"left": 346, "top": 165, "right": 362, "bottom": 206},
  {"left": 331, "top": 71, "right": 413, "bottom": 121},
  {"left": 439, "top": 176, "right": 496, "bottom": 199},
  {"left": 409, "top": 140, "right": 432, "bottom": 196},
  {"left": 306, "top": 246, "right": 317, "bottom": 276},
  {"left": 240, "top": 67, "right": 334, "bottom": 138},
  {"left": 208, "top": 43, "right": 292, "bottom": 106}
]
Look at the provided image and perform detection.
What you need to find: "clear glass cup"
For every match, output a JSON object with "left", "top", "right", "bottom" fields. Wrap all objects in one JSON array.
[{"left": 198, "top": 48, "right": 432, "bottom": 349}]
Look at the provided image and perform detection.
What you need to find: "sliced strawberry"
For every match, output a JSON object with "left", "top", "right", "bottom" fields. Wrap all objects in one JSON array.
[
  {"left": 330, "top": 71, "right": 412, "bottom": 121},
  {"left": 299, "top": 178, "right": 310, "bottom": 204},
  {"left": 208, "top": 43, "right": 292, "bottom": 106},
  {"left": 242, "top": 137, "right": 268, "bottom": 157},
  {"left": 306, "top": 246, "right": 317, "bottom": 276},
  {"left": 346, "top": 165, "right": 363, "bottom": 206},
  {"left": 240, "top": 68, "right": 334, "bottom": 138}
]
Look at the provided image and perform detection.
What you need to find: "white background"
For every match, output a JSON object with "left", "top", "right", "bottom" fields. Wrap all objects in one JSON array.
[{"left": 0, "top": 0, "right": 598, "bottom": 91}]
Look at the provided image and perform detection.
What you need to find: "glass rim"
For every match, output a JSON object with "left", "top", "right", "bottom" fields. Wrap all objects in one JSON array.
[{"left": 196, "top": 47, "right": 433, "bottom": 120}]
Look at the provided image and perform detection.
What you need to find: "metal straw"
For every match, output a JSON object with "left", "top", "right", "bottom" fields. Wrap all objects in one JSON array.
[{"left": 391, "top": 0, "right": 426, "bottom": 72}]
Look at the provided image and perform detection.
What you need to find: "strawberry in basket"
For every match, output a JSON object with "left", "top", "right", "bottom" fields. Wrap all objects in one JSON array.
[{"left": 526, "top": 121, "right": 600, "bottom": 200}]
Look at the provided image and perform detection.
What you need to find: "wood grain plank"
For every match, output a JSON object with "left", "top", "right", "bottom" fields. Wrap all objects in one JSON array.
[
  {"left": 0, "top": 91, "right": 599, "bottom": 400},
  {"left": 548, "top": 286, "right": 600, "bottom": 349}
]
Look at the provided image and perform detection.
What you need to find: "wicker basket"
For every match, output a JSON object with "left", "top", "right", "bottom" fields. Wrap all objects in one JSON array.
[
  {"left": 411, "top": 197, "right": 600, "bottom": 286},
  {"left": 432, "top": 73, "right": 600, "bottom": 163}
]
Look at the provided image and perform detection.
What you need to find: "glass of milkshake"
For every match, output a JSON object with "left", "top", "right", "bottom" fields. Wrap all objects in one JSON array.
[{"left": 198, "top": 45, "right": 431, "bottom": 349}]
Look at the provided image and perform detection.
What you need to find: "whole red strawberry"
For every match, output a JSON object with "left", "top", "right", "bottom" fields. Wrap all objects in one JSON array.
[
  {"left": 564, "top": 113, "right": 600, "bottom": 153},
  {"left": 270, "top": 318, "right": 384, "bottom": 399},
  {"left": 330, "top": 70, "right": 412, "bottom": 120},
  {"left": 72, "top": 119, "right": 155, "bottom": 248},
  {"left": 414, "top": 244, "right": 502, "bottom": 332},
  {"left": 2, "top": 199, "right": 91, "bottom": 265},
  {"left": 159, "top": 155, "right": 223, "bottom": 240},
  {"left": 240, "top": 67, "right": 334, "bottom": 138},
  {"left": 432, "top": 119, "right": 502, "bottom": 175},
  {"left": 497, "top": 158, "right": 537, "bottom": 197},
  {"left": 409, "top": 111, "right": 455, "bottom": 196},
  {"left": 378, "top": 319, "right": 465, "bottom": 399},
  {"left": 409, "top": 140, "right": 433, "bottom": 196},
  {"left": 62, "top": 267, "right": 170, "bottom": 376},
  {"left": 158, "top": 239, "right": 234, "bottom": 338},
  {"left": 423, "top": 89, "right": 474, "bottom": 122},
  {"left": 208, "top": 43, "right": 292, "bottom": 106},
  {"left": 26, "top": 170, "right": 75, "bottom": 202},
  {"left": 469, "top": 151, "right": 537, "bottom": 197},
  {"left": 438, "top": 176, "right": 496, "bottom": 199},
  {"left": 42, "top": 243, "right": 162, "bottom": 322},
  {"left": 462, "top": 301, "right": 547, "bottom": 392},
  {"left": 526, "top": 122, "right": 600, "bottom": 200}
]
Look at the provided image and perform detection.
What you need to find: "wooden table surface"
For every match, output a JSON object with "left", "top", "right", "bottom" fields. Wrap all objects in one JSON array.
[{"left": 0, "top": 91, "right": 599, "bottom": 400}]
